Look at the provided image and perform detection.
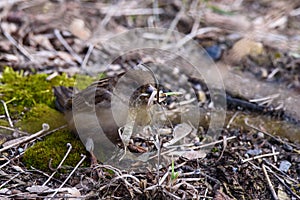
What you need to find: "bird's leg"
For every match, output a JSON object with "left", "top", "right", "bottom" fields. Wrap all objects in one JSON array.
[
  {"left": 119, "top": 110, "right": 136, "bottom": 161},
  {"left": 85, "top": 137, "right": 98, "bottom": 166}
]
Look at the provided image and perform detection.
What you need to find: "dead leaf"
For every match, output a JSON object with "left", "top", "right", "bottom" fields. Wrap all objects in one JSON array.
[
  {"left": 182, "top": 150, "right": 206, "bottom": 160},
  {"left": 163, "top": 123, "right": 193, "bottom": 147},
  {"left": 65, "top": 187, "right": 81, "bottom": 198},
  {"left": 12, "top": 165, "right": 24, "bottom": 172},
  {"left": 29, "top": 34, "right": 54, "bottom": 50},
  {"left": 168, "top": 150, "right": 206, "bottom": 160},
  {"left": 69, "top": 18, "right": 91, "bottom": 40},
  {"left": 277, "top": 185, "right": 290, "bottom": 200},
  {"left": 0, "top": 54, "right": 19, "bottom": 63},
  {"left": 2, "top": 136, "right": 27, "bottom": 147},
  {"left": 57, "top": 51, "right": 76, "bottom": 63},
  {"left": 0, "top": 22, "right": 18, "bottom": 34},
  {"left": 26, "top": 185, "right": 50, "bottom": 193},
  {"left": 0, "top": 188, "right": 11, "bottom": 195}
]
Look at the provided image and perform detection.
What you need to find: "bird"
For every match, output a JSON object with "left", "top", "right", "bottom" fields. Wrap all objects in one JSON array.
[{"left": 53, "top": 70, "right": 156, "bottom": 163}]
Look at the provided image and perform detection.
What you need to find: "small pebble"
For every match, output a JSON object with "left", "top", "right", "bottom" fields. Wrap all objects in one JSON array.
[
  {"left": 194, "top": 141, "right": 201, "bottom": 146},
  {"left": 232, "top": 167, "right": 238, "bottom": 173},
  {"left": 257, "top": 132, "right": 264, "bottom": 139},
  {"left": 172, "top": 67, "right": 180, "bottom": 75},
  {"left": 18, "top": 147, "right": 24, "bottom": 153},
  {"left": 246, "top": 149, "right": 262, "bottom": 156},
  {"left": 185, "top": 93, "right": 191, "bottom": 100},
  {"left": 194, "top": 169, "right": 201, "bottom": 174},
  {"left": 279, "top": 160, "right": 292, "bottom": 173},
  {"left": 282, "top": 143, "right": 293, "bottom": 152},
  {"left": 109, "top": 64, "right": 121, "bottom": 71},
  {"left": 212, "top": 152, "right": 220, "bottom": 158}
]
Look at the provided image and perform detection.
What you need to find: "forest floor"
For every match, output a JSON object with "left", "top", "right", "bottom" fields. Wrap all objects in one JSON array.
[{"left": 0, "top": 0, "right": 299, "bottom": 199}]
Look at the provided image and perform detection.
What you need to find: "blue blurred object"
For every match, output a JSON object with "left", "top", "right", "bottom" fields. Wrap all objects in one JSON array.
[
  {"left": 205, "top": 44, "right": 222, "bottom": 61},
  {"left": 279, "top": 160, "right": 292, "bottom": 173},
  {"left": 246, "top": 149, "right": 262, "bottom": 156}
]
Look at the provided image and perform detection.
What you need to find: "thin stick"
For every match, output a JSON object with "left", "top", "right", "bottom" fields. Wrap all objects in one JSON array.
[
  {"left": 215, "top": 136, "right": 227, "bottom": 162},
  {"left": 152, "top": 0, "right": 160, "bottom": 22},
  {"left": 269, "top": 167, "right": 300, "bottom": 199},
  {"left": 43, "top": 143, "right": 72, "bottom": 186},
  {"left": 81, "top": 44, "right": 94, "bottom": 69},
  {"left": 162, "top": 3, "right": 185, "bottom": 45},
  {"left": 0, "top": 125, "right": 29, "bottom": 135},
  {"left": 263, "top": 158, "right": 298, "bottom": 184},
  {"left": 262, "top": 164, "right": 278, "bottom": 200},
  {"left": 50, "top": 154, "right": 86, "bottom": 199},
  {"left": 30, "top": 166, "right": 67, "bottom": 186},
  {"left": 1, "top": 100, "right": 13, "bottom": 127},
  {"left": 2, "top": 30, "right": 34, "bottom": 61},
  {"left": 241, "top": 152, "right": 279, "bottom": 163},
  {"left": 100, "top": 8, "right": 164, "bottom": 16},
  {"left": 41, "top": 124, "right": 68, "bottom": 138},
  {"left": 249, "top": 94, "right": 280, "bottom": 103},
  {"left": 271, "top": 146, "right": 277, "bottom": 162},
  {"left": 54, "top": 29, "right": 82, "bottom": 64},
  {"left": 0, "top": 173, "right": 20, "bottom": 189},
  {"left": 192, "top": 136, "right": 236, "bottom": 150},
  {"left": 244, "top": 118, "right": 298, "bottom": 148},
  {"left": 0, "top": 123, "right": 49, "bottom": 153},
  {"left": 226, "top": 111, "right": 239, "bottom": 128},
  {"left": 173, "top": 27, "right": 220, "bottom": 49}
]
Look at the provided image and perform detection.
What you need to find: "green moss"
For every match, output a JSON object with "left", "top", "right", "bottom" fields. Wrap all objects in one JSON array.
[
  {"left": 0, "top": 67, "right": 75, "bottom": 119},
  {"left": 0, "top": 67, "right": 98, "bottom": 171},
  {"left": 211, "top": 147, "right": 219, "bottom": 153},
  {"left": 18, "top": 105, "right": 91, "bottom": 171},
  {"left": 73, "top": 73, "right": 105, "bottom": 90},
  {"left": 0, "top": 119, "right": 11, "bottom": 135},
  {"left": 0, "top": 119, "right": 10, "bottom": 145},
  {"left": 15, "top": 104, "right": 66, "bottom": 133},
  {"left": 23, "top": 128, "right": 89, "bottom": 172}
]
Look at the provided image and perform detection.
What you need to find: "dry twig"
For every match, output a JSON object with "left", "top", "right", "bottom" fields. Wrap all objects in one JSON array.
[
  {"left": 0, "top": 123, "right": 49, "bottom": 153},
  {"left": 262, "top": 164, "right": 278, "bottom": 200}
]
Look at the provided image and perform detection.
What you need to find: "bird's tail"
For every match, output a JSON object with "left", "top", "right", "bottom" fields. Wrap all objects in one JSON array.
[{"left": 53, "top": 86, "right": 73, "bottom": 113}]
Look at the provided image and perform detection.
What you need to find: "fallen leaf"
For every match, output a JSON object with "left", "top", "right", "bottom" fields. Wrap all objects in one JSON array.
[
  {"left": 26, "top": 185, "right": 50, "bottom": 193},
  {"left": 69, "top": 18, "right": 91, "bottom": 40},
  {"left": 163, "top": 123, "right": 192, "bottom": 147}
]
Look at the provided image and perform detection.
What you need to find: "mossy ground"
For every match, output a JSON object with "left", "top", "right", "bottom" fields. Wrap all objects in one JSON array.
[
  {"left": 0, "top": 67, "right": 75, "bottom": 117},
  {"left": 0, "top": 67, "right": 91, "bottom": 171},
  {"left": 15, "top": 104, "right": 66, "bottom": 133},
  {"left": 23, "top": 128, "right": 89, "bottom": 172}
]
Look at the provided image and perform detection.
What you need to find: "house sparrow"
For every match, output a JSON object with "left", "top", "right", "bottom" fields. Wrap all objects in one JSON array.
[{"left": 54, "top": 70, "right": 156, "bottom": 162}]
